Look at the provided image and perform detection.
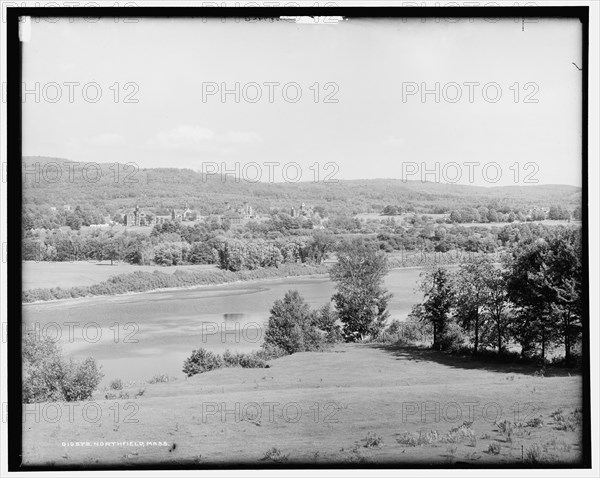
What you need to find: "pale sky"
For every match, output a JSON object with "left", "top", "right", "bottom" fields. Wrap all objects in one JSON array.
[{"left": 21, "top": 16, "right": 582, "bottom": 186}]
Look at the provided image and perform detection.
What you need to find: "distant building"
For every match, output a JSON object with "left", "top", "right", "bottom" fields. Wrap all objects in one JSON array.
[
  {"left": 241, "top": 202, "right": 253, "bottom": 219},
  {"left": 171, "top": 209, "right": 184, "bottom": 221},
  {"left": 124, "top": 205, "right": 154, "bottom": 227},
  {"left": 171, "top": 206, "right": 195, "bottom": 222},
  {"left": 223, "top": 210, "right": 245, "bottom": 226},
  {"left": 290, "top": 203, "right": 312, "bottom": 218},
  {"left": 155, "top": 215, "right": 172, "bottom": 225},
  {"left": 220, "top": 203, "right": 255, "bottom": 225}
]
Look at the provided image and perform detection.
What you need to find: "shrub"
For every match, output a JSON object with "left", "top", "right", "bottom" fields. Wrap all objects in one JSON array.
[
  {"left": 182, "top": 348, "right": 224, "bottom": 377},
  {"left": 22, "top": 332, "right": 67, "bottom": 403},
  {"left": 439, "top": 321, "right": 468, "bottom": 352},
  {"left": 263, "top": 290, "right": 329, "bottom": 354},
  {"left": 396, "top": 429, "right": 440, "bottom": 447},
  {"left": 222, "top": 350, "right": 267, "bottom": 369},
  {"left": 487, "top": 442, "right": 501, "bottom": 455},
  {"left": 22, "top": 331, "right": 103, "bottom": 403},
  {"left": 552, "top": 408, "right": 582, "bottom": 431},
  {"left": 61, "top": 357, "right": 104, "bottom": 402},
  {"left": 524, "top": 443, "right": 543, "bottom": 463},
  {"left": 363, "top": 432, "right": 384, "bottom": 448},
  {"left": 526, "top": 416, "right": 544, "bottom": 428},
  {"left": 147, "top": 374, "right": 176, "bottom": 384},
  {"left": 109, "top": 378, "right": 123, "bottom": 390},
  {"left": 441, "top": 422, "right": 475, "bottom": 443},
  {"left": 260, "top": 447, "right": 289, "bottom": 463},
  {"left": 254, "top": 345, "right": 288, "bottom": 361},
  {"left": 311, "top": 304, "right": 343, "bottom": 344}
]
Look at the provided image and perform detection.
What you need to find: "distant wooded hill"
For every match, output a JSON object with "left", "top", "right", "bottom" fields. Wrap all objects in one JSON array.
[{"left": 22, "top": 156, "right": 582, "bottom": 217}]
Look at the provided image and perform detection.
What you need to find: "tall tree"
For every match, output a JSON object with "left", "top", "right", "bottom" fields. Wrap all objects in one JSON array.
[
  {"left": 482, "top": 268, "right": 511, "bottom": 353},
  {"left": 417, "top": 266, "right": 455, "bottom": 350},
  {"left": 544, "top": 229, "right": 583, "bottom": 363},
  {"left": 505, "top": 237, "right": 561, "bottom": 360},
  {"left": 453, "top": 257, "right": 495, "bottom": 354},
  {"left": 330, "top": 239, "right": 392, "bottom": 342}
]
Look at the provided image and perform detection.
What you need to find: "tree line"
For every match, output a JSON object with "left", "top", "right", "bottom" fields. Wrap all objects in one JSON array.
[{"left": 411, "top": 226, "right": 583, "bottom": 363}]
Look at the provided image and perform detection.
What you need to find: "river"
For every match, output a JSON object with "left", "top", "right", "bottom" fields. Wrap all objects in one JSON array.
[{"left": 22, "top": 267, "right": 426, "bottom": 384}]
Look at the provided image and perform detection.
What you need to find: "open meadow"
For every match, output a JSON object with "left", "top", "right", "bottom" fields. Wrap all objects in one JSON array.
[
  {"left": 22, "top": 261, "right": 218, "bottom": 290},
  {"left": 22, "top": 343, "right": 583, "bottom": 466}
]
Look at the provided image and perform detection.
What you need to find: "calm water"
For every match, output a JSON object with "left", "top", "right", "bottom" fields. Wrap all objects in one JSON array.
[{"left": 23, "top": 268, "right": 426, "bottom": 383}]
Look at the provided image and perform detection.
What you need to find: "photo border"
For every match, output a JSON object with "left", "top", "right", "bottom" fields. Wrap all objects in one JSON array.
[{"left": 6, "top": 5, "right": 591, "bottom": 472}]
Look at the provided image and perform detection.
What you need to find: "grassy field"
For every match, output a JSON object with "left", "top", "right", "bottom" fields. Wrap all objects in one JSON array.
[
  {"left": 22, "top": 343, "right": 583, "bottom": 467},
  {"left": 22, "top": 261, "right": 219, "bottom": 290}
]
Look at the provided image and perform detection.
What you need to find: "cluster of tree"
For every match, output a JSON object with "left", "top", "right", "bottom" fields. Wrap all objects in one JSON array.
[
  {"left": 23, "top": 330, "right": 103, "bottom": 403},
  {"left": 263, "top": 292, "right": 342, "bottom": 354},
  {"left": 383, "top": 204, "right": 579, "bottom": 224},
  {"left": 375, "top": 222, "right": 573, "bottom": 255},
  {"left": 215, "top": 234, "right": 333, "bottom": 271},
  {"left": 23, "top": 204, "right": 107, "bottom": 231},
  {"left": 24, "top": 213, "right": 576, "bottom": 274},
  {"left": 23, "top": 223, "right": 336, "bottom": 270},
  {"left": 265, "top": 240, "right": 393, "bottom": 350},
  {"left": 411, "top": 226, "right": 583, "bottom": 363}
]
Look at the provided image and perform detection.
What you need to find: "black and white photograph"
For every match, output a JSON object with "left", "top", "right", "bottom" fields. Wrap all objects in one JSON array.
[{"left": 1, "top": 2, "right": 598, "bottom": 475}]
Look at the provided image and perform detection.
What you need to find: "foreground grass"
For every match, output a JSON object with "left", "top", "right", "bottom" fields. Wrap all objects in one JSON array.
[{"left": 22, "top": 344, "right": 583, "bottom": 466}]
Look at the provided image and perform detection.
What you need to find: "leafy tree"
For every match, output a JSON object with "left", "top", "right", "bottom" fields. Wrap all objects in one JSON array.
[
  {"left": 263, "top": 290, "right": 324, "bottom": 354},
  {"left": 310, "top": 303, "right": 342, "bottom": 343},
  {"left": 505, "top": 238, "right": 561, "bottom": 359},
  {"left": 453, "top": 257, "right": 495, "bottom": 354},
  {"left": 305, "top": 232, "right": 333, "bottom": 264},
  {"left": 189, "top": 241, "right": 217, "bottom": 264},
  {"left": 449, "top": 210, "right": 462, "bottom": 223},
  {"left": 330, "top": 240, "right": 392, "bottom": 342},
  {"left": 482, "top": 267, "right": 511, "bottom": 353},
  {"left": 65, "top": 213, "right": 82, "bottom": 231},
  {"left": 23, "top": 331, "right": 103, "bottom": 403},
  {"left": 543, "top": 229, "right": 583, "bottom": 363},
  {"left": 416, "top": 266, "right": 454, "bottom": 350},
  {"left": 548, "top": 205, "right": 571, "bottom": 221}
]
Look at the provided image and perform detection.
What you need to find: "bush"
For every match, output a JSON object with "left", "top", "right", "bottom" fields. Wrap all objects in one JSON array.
[
  {"left": 260, "top": 447, "right": 289, "bottom": 463},
  {"left": 441, "top": 422, "right": 475, "bottom": 443},
  {"left": 363, "top": 432, "right": 384, "bottom": 448},
  {"left": 61, "top": 358, "right": 104, "bottom": 402},
  {"left": 147, "top": 374, "right": 176, "bottom": 384},
  {"left": 222, "top": 350, "right": 267, "bottom": 369},
  {"left": 22, "top": 332, "right": 103, "bottom": 403},
  {"left": 311, "top": 304, "right": 343, "bottom": 344},
  {"left": 182, "top": 348, "right": 224, "bottom": 377},
  {"left": 487, "top": 442, "right": 501, "bottom": 455},
  {"left": 524, "top": 443, "right": 543, "bottom": 463},
  {"left": 439, "top": 321, "right": 468, "bottom": 352},
  {"left": 263, "top": 290, "right": 329, "bottom": 354},
  {"left": 396, "top": 429, "right": 440, "bottom": 447},
  {"left": 22, "top": 333, "right": 67, "bottom": 403},
  {"left": 183, "top": 348, "right": 270, "bottom": 378},
  {"left": 109, "top": 378, "right": 123, "bottom": 390},
  {"left": 254, "top": 345, "right": 288, "bottom": 361}
]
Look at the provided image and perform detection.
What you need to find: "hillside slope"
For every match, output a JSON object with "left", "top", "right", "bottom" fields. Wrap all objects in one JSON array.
[
  {"left": 22, "top": 156, "right": 581, "bottom": 216},
  {"left": 22, "top": 344, "right": 583, "bottom": 466}
]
